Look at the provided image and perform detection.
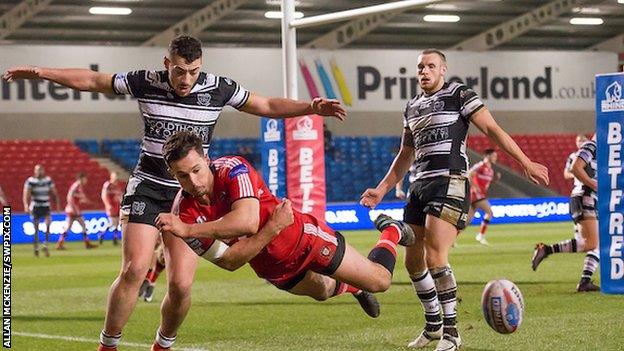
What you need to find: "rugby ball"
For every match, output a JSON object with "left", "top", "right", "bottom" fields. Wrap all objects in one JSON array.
[{"left": 481, "top": 279, "right": 524, "bottom": 334}]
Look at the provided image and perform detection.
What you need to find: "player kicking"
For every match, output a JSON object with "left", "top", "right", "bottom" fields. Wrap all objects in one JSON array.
[
  {"left": 532, "top": 135, "right": 599, "bottom": 292},
  {"left": 57, "top": 172, "right": 98, "bottom": 250},
  {"left": 466, "top": 149, "right": 501, "bottom": 245},
  {"left": 153, "top": 132, "right": 414, "bottom": 340}
]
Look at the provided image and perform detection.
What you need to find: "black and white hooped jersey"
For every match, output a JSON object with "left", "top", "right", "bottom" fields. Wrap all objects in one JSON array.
[
  {"left": 571, "top": 140, "right": 597, "bottom": 197},
  {"left": 403, "top": 81, "right": 484, "bottom": 180},
  {"left": 112, "top": 70, "right": 250, "bottom": 187},
  {"left": 24, "top": 176, "right": 54, "bottom": 209}
]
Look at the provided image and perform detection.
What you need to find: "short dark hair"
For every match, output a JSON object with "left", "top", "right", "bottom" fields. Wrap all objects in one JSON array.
[
  {"left": 76, "top": 172, "right": 86, "bottom": 179},
  {"left": 484, "top": 148, "right": 496, "bottom": 156},
  {"left": 168, "top": 36, "right": 203, "bottom": 63},
  {"left": 162, "top": 131, "right": 204, "bottom": 166},
  {"left": 421, "top": 49, "right": 446, "bottom": 63}
]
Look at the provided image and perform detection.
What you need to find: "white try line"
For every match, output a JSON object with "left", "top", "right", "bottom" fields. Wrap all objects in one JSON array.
[{"left": 13, "top": 332, "right": 207, "bottom": 351}]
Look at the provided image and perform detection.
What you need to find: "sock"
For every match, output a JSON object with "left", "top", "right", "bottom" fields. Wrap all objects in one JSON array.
[
  {"left": 366, "top": 224, "right": 400, "bottom": 273},
  {"left": 581, "top": 248, "right": 600, "bottom": 283},
  {"left": 431, "top": 266, "right": 458, "bottom": 338},
  {"left": 332, "top": 280, "right": 361, "bottom": 297},
  {"left": 552, "top": 238, "right": 578, "bottom": 253},
  {"left": 57, "top": 232, "right": 67, "bottom": 245},
  {"left": 410, "top": 270, "right": 442, "bottom": 332},
  {"left": 147, "top": 262, "right": 166, "bottom": 283},
  {"left": 154, "top": 328, "right": 176, "bottom": 349},
  {"left": 112, "top": 229, "right": 119, "bottom": 240},
  {"left": 479, "top": 218, "right": 490, "bottom": 235},
  {"left": 100, "top": 330, "right": 121, "bottom": 348}
]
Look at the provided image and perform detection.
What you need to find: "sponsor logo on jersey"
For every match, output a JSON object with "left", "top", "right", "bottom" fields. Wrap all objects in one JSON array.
[
  {"left": 320, "top": 246, "right": 330, "bottom": 257},
  {"left": 197, "top": 93, "right": 211, "bottom": 106},
  {"left": 228, "top": 163, "right": 249, "bottom": 179}
]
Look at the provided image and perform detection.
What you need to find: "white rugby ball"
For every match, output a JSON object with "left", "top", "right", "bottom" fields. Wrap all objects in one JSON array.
[{"left": 481, "top": 279, "right": 524, "bottom": 334}]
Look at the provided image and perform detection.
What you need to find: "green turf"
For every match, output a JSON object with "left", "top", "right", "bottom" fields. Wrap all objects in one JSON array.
[{"left": 11, "top": 222, "right": 624, "bottom": 350}]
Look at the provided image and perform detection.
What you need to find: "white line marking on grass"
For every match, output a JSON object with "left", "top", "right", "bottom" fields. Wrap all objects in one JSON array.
[{"left": 14, "top": 332, "right": 207, "bottom": 351}]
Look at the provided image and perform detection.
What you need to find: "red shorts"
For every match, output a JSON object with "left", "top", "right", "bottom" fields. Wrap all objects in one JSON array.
[
  {"left": 249, "top": 214, "right": 346, "bottom": 291},
  {"left": 65, "top": 204, "right": 81, "bottom": 217},
  {"left": 106, "top": 203, "right": 120, "bottom": 217},
  {"left": 470, "top": 186, "right": 487, "bottom": 204}
]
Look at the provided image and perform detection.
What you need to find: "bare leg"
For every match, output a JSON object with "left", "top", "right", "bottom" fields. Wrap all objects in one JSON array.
[
  {"left": 103, "top": 223, "right": 159, "bottom": 336},
  {"left": 155, "top": 232, "right": 198, "bottom": 347},
  {"left": 330, "top": 244, "right": 392, "bottom": 293}
]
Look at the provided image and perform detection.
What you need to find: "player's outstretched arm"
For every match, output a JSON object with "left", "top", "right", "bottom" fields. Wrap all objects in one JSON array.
[
  {"left": 214, "top": 199, "right": 294, "bottom": 271},
  {"left": 361, "top": 128, "right": 415, "bottom": 209},
  {"left": 157, "top": 198, "right": 261, "bottom": 239},
  {"left": 3, "top": 66, "right": 114, "bottom": 94},
  {"left": 570, "top": 157, "right": 597, "bottom": 192},
  {"left": 240, "top": 94, "right": 346, "bottom": 121},
  {"left": 471, "top": 107, "right": 549, "bottom": 185}
]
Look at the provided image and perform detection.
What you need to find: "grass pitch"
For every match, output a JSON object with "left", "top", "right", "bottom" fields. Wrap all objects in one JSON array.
[{"left": 11, "top": 222, "right": 624, "bottom": 350}]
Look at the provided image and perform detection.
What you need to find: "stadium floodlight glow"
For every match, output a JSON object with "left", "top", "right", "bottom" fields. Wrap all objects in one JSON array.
[
  {"left": 265, "top": 10, "right": 304, "bottom": 19},
  {"left": 423, "top": 14, "right": 460, "bottom": 22},
  {"left": 425, "top": 4, "right": 457, "bottom": 10},
  {"left": 89, "top": 7, "right": 132, "bottom": 15},
  {"left": 569, "top": 17, "right": 604, "bottom": 25}
]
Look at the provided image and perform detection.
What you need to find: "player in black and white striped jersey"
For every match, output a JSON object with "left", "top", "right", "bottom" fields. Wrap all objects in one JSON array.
[
  {"left": 532, "top": 134, "right": 600, "bottom": 292},
  {"left": 3, "top": 35, "right": 347, "bottom": 351},
  {"left": 361, "top": 49, "right": 548, "bottom": 351},
  {"left": 22, "top": 164, "right": 61, "bottom": 257}
]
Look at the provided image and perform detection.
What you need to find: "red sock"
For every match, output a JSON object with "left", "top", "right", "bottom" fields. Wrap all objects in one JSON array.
[
  {"left": 375, "top": 225, "right": 400, "bottom": 256},
  {"left": 479, "top": 218, "right": 490, "bottom": 235},
  {"left": 332, "top": 281, "right": 362, "bottom": 297},
  {"left": 148, "top": 262, "right": 165, "bottom": 283}
]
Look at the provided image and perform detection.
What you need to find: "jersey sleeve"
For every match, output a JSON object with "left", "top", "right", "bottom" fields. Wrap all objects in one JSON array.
[
  {"left": 218, "top": 76, "right": 250, "bottom": 109},
  {"left": 222, "top": 158, "right": 260, "bottom": 202},
  {"left": 564, "top": 153, "right": 575, "bottom": 172},
  {"left": 576, "top": 141, "right": 596, "bottom": 164},
  {"left": 457, "top": 85, "right": 484, "bottom": 120},
  {"left": 112, "top": 70, "right": 149, "bottom": 97}
]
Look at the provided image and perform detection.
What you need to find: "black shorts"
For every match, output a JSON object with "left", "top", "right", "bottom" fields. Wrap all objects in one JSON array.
[
  {"left": 404, "top": 176, "right": 470, "bottom": 230},
  {"left": 31, "top": 206, "right": 50, "bottom": 220},
  {"left": 121, "top": 177, "right": 180, "bottom": 228},
  {"left": 569, "top": 194, "right": 597, "bottom": 224}
]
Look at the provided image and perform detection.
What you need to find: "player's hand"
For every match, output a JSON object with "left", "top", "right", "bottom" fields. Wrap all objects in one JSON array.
[
  {"left": 2, "top": 66, "right": 42, "bottom": 82},
  {"left": 360, "top": 188, "right": 384, "bottom": 209},
  {"left": 155, "top": 213, "right": 191, "bottom": 238},
  {"left": 266, "top": 199, "right": 294, "bottom": 234},
  {"left": 311, "top": 97, "right": 347, "bottom": 121},
  {"left": 395, "top": 188, "right": 406, "bottom": 200},
  {"left": 523, "top": 161, "right": 549, "bottom": 185}
]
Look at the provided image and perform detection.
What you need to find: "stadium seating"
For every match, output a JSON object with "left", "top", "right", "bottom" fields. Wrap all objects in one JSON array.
[
  {"left": 63, "top": 133, "right": 576, "bottom": 206},
  {"left": 0, "top": 140, "right": 111, "bottom": 212},
  {"left": 467, "top": 134, "right": 578, "bottom": 195}
]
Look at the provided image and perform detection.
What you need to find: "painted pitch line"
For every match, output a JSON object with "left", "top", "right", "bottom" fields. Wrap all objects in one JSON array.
[{"left": 14, "top": 331, "right": 207, "bottom": 351}]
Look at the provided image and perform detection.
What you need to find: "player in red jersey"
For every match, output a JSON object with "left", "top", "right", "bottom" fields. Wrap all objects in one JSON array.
[
  {"left": 467, "top": 149, "right": 500, "bottom": 245},
  {"left": 100, "top": 171, "right": 123, "bottom": 245},
  {"left": 151, "top": 131, "right": 415, "bottom": 349},
  {"left": 57, "top": 172, "right": 98, "bottom": 250}
]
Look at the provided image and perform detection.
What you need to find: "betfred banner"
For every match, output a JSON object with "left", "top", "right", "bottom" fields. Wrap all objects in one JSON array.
[
  {"left": 596, "top": 73, "right": 624, "bottom": 294},
  {"left": 0, "top": 46, "right": 617, "bottom": 113},
  {"left": 259, "top": 118, "right": 286, "bottom": 198},
  {"left": 285, "top": 115, "right": 326, "bottom": 219}
]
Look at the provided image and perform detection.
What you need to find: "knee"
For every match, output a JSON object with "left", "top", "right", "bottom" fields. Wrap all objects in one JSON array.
[
  {"left": 311, "top": 290, "right": 331, "bottom": 301},
  {"left": 167, "top": 280, "right": 193, "bottom": 302},
  {"left": 119, "top": 261, "right": 149, "bottom": 285},
  {"left": 367, "top": 271, "right": 392, "bottom": 293}
]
